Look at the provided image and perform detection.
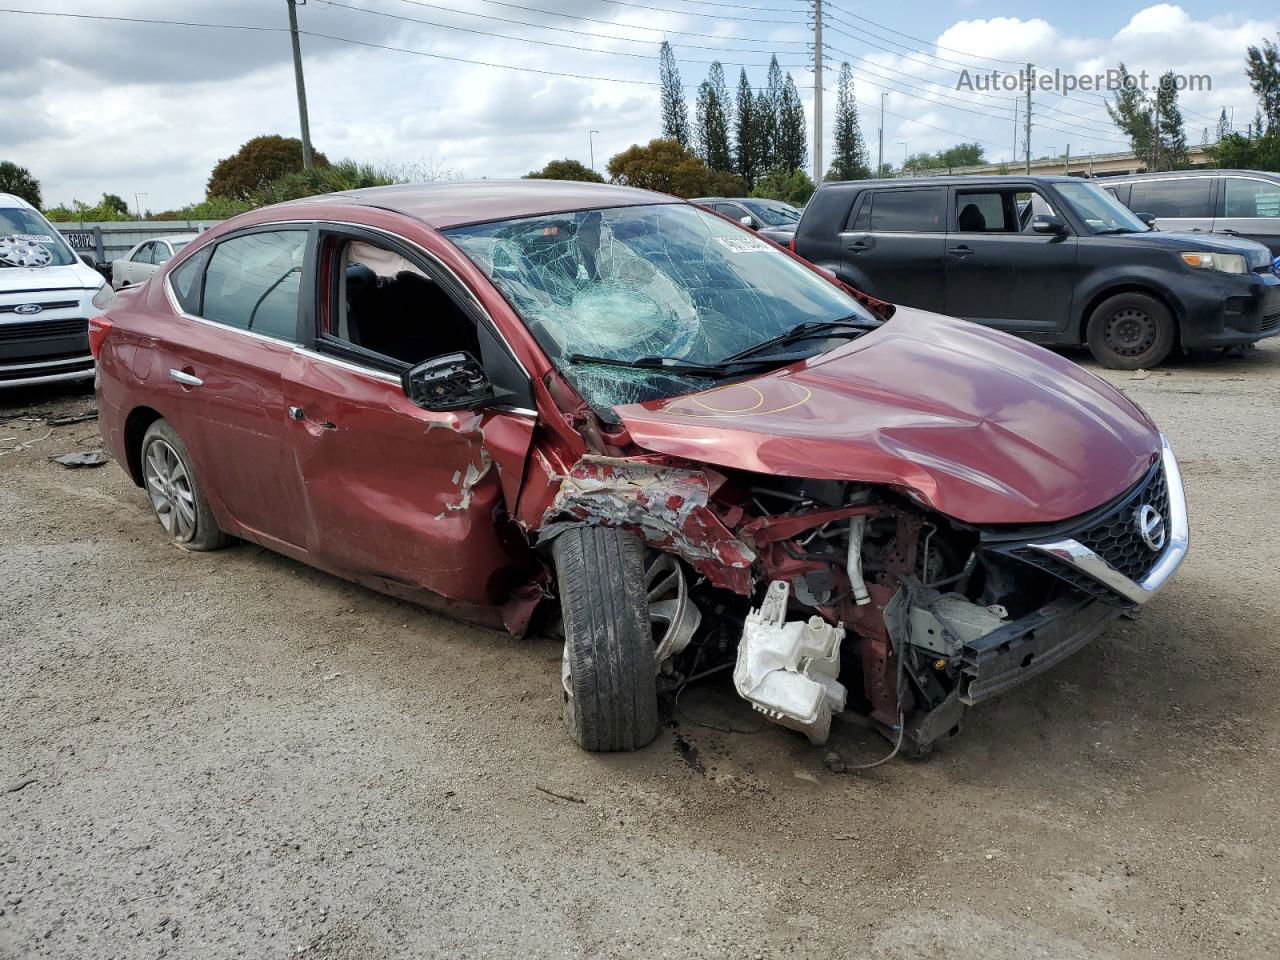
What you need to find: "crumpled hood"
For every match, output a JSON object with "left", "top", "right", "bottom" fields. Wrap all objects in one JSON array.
[{"left": 616, "top": 308, "right": 1160, "bottom": 525}]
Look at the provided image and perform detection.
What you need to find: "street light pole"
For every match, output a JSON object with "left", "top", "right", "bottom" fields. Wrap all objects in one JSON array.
[
  {"left": 877, "top": 92, "right": 886, "bottom": 177},
  {"left": 897, "top": 140, "right": 907, "bottom": 174},
  {"left": 286, "top": 0, "right": 314, "bottom": 169},
  {"left": 133, "top": 193, "right": 148, "bottom": 219},
  {"left": 589, "top": 130, "right": 600, "bottom": 173}
]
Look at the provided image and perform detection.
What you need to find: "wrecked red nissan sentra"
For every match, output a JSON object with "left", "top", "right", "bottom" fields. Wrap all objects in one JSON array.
[{"left": 92, "top": 181, "right": 1188, "bottom": 756}]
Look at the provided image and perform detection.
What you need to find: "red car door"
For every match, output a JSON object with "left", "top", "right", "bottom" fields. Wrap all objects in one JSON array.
[
  {"left": 280, "top": 228, "right": 537, "bottom": 620},
  {"left": 158, "top": 226, "right": 315, "bottom": 552}
]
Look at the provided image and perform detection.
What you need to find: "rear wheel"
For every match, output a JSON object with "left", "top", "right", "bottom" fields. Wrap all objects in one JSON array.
[
  {"left": 553, "top": 527, "right": 662, "bottom": 752},
  {"left": 140, "top": 420, "right": 232, "bottom": 551},
  {"left": 1086, "top": 292, "right": 1176, "bottom": 370}
]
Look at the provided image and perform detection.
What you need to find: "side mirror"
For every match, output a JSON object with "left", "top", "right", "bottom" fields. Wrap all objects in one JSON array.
[
  {"left": 402, "top": 351, "right": 494, "bottom": 412},
  {"left": 1031, "top": 214, "right": 1067, "bottom": 235},
  {"left": 739, "top": 215, "right": 759, "bottom": 230},
  {"left": 1135, "top": 212, "right": 1156, "bottom": 228}
]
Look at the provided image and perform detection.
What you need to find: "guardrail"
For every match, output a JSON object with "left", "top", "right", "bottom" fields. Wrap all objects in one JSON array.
[{"left": 52, "top": 220, "right": 225, "bottom": 265}]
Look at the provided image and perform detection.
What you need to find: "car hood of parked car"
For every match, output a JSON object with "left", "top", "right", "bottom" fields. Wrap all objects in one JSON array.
[
  {"left": 1125, "top": 228, "right": 1274, "bottom": 268},
  {"left": 615, "top": 307, "right": 1160, "bottom": 526},
  {"left": 0, "top": 259, "right": 102, "bottom": 293}
]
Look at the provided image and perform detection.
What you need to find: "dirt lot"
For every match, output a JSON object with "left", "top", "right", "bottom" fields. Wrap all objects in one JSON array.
[{"left": 2, "top": 345, "right": 1278, "bottom": 960}]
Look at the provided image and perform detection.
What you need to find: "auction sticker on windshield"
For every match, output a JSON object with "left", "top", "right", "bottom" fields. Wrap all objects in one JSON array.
[
  {"left": 715, "top": 235, "right": 771, "bottom": 253},
  {"left": 13, "top": 234, "right": 55, "bottom": 243}
]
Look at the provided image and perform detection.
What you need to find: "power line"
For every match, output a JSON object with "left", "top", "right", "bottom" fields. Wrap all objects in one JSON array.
[
  {"left": 382, "top": 0, "right": 804, "bottom": 55},
  {"left": 320, "top": 0, "right": 805, "bottom": 67},
  {"left": 584, "top": 0, "right": 800, "bottom": 26},
  {"left": 442, "top": 0, "right": 809, "bottom": 44},
  {"left": 826, "top": 3, "right": 1020, "bottom": 66},
  {"left": 0, "top": 6, "right": 286, "bottom": 33}
]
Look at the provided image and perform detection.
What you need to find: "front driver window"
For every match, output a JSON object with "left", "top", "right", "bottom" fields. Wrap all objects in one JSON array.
[{"left": 327, "top": 238, "right": 479, "bottom": 367}]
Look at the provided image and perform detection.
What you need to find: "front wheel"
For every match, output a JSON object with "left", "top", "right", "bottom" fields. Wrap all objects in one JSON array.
[
  {"left": 553, "top": 526, "right": 660, "bottom": 752},
  {"left": 1086, "top": 292, "right": 1176, "bottom": 370}
]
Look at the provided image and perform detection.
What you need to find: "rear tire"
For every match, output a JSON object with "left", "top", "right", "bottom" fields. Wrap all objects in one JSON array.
[
  {"left": 140, "top": 419, "right": 233, "bottom": 551},
  {"left": 1086, "top": 292, "right": 1176, "bottom": 370},
  {"left": 553, "top": 527, "right": 660, "bottom": 752}
]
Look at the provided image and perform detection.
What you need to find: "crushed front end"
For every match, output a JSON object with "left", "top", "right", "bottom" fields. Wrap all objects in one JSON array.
[{"left": 542, "top": 436, "right": 1188, "bottom": 754}]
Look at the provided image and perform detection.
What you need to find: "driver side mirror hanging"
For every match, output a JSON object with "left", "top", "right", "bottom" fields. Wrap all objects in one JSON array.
[{"left": 402, "top": 351, "right": 495, "bottom": 412}]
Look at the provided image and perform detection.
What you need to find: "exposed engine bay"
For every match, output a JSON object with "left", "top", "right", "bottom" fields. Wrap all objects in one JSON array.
[{"left": 547, "top": 456, "right": 1130, "bottom": 754}]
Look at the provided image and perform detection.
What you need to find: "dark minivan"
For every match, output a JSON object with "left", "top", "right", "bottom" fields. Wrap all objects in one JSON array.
[
  {"left": 1102, "top": 169, "right": 1280, "bottom": 256},
  {"left": 795, "top": 175, "right": 1280, "bottom": 368}
]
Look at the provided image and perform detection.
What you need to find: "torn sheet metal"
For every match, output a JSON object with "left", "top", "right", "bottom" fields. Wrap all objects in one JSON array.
[{"left": 544, "top": 454, "right": 756, "bottom": 593}]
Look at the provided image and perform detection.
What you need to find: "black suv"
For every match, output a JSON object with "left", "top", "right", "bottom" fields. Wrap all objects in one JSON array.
[{"left": 795, "top": 175, "right": 1280, "bottom": 368}]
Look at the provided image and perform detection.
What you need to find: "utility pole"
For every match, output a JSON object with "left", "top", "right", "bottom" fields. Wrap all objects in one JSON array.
[
  {"left": 1024, "top": 62, "right": 1033, "bottom": 174},
  {"left": 1012, "top": 98, "right": 1019, "bottom": 168},
  {"left": 1152, "top": 97, "right": 1162, "bottom": 172},
  {"left": 1064, "top": 143, "right": 1070, "bottom": 176},
  {"left": 877, "top": 92, "right": 886, "bottom": 177},
  {"left": 811, "top": 0, "right": 823, "bottom": 184},
  {"left": 286, "top": 0, "right": 314, "bottom": 169},
  {"left": 589, "top": 130, "right": 599, "bottom": 172}
]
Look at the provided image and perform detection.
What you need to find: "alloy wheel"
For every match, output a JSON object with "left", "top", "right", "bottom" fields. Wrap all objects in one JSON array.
[{"left": 143, "top": 438, "right": 197, "bottom": 542}]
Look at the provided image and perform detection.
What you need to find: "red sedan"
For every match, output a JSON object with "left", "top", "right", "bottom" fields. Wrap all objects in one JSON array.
[{"left": 92, "top": 181, "right": 1188, "bottom": 755}]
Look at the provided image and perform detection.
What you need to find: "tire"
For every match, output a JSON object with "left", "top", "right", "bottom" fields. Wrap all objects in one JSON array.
[
  {"left": 140, "top": 419, "right": 233, "bottom": 551},
  {"left": 553, "top": 527, "right": 659, "bottom": 752},
  {"left": 1086, "top": 292, "right": 1176, "bottom": 370}
]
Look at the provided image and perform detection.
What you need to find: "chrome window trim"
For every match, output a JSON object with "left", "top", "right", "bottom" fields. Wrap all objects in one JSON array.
[
  {"left": 1029, "top": 435, "right": 1188, "bottom": 605},
  {"left": 291, "top": 345, "right": 401, "bottom": 385}
]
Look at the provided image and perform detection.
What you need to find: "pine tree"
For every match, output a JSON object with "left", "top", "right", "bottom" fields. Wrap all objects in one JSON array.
[
  {"left": 659, "top": 41, "right": 690, "bottom": 147},
  {"left": 734, "top": 69, "right": 760, "bottom": 188},
  {"left": 1246, "top": 36, "right": 1280, "bottom": 135},
  {"left": 695, "top": 62, "right": 734, "bottom": 173},
  {"left": 775, "top": 73, "right": 807, "bottom": 173},
  {"left": 1155, "top": 71, "right": 1187, "bottom": 170},
  {"left": 828, "top": 63, "right": 870, "bottom": 180},
  {"left": 758, "top": 56, "right": 785, "bottom": 170},
  {"left": 1217, "top": 108, "right": 1232, "bottom": 142},
  {"left": 1106, "top": 62, "right": 1156, "bottom": 169}
]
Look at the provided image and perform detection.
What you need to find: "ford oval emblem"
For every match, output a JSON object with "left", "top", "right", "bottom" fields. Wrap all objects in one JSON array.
[{"left": 14, "top": 303, "right": 42, "bottom": 315}]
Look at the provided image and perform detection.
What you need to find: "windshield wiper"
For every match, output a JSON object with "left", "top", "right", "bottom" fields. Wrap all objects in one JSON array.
[
  {"left": 721, "top": 317, "right": 870, "bottom": 363},
  {"left": 566, "top": 352, "right": 803, "bottom": 378}
]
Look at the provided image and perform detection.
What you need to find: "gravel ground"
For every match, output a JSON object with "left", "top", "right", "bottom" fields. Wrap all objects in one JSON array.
[{"left": 2, "top": 345, "right": 1278, "bottom": 960}]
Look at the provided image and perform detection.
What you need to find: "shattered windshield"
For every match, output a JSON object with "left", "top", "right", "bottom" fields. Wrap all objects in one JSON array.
[{"left": 444, "top": 203, "right": 875, "bottom": 418}]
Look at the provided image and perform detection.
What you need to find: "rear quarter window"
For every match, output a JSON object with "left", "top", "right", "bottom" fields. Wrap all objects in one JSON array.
[
  {"left": 1129, "top": 178, "right": 1213, "bottom": 218},
  {"left": 168, "top": 249, "right": 208, "bottom": 315},
  {"left": 864, "top": 188, "right": 945, "bottom": 233}
]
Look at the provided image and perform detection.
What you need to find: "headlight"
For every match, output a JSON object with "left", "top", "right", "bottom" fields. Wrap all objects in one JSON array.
[
  {"left": 1180, "top": 252, "right": 1248, "bottom": 275},
  {"left": 90, "top": 282, "right": 113, "bottom": 310}
]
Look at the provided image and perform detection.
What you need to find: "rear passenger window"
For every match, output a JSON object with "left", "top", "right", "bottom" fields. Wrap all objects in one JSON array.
[
  {"left": 1223, "top": 178, "right": 1280, "bottom": 217},
  {"left": 168, "top": 250, "right": 207, "bottom": 314},
  {"left": 1129, "top": 179, "right": 1213, "bottom": 218},
  {"left": 201, "top": 231, "right": 308, "bottom": 341},
  {"left": 867, "top": 189, "right": 944, "bottom": 233}
]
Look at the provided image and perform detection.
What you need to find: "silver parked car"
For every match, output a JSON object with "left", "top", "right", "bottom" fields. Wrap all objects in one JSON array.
[{"left": 111, "top": 235, "right": 197, "bottom": 289}]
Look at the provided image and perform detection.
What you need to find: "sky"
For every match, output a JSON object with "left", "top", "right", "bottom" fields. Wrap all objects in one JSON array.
[{"left": 2, "top": 0, "right": 1278, "bottom": 211}]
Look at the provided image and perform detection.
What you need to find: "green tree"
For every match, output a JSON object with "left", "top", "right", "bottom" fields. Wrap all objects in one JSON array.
[
  {"left": 936, "top": 142, "right": 985, "bottom": 170},
  {"left": 1155, "top": 71, "right": 1188, "bottom": 169},
  {"left": 734, "top": 68, "right": 761, "bottom": 188},
  {"left": 524, "top": 158, "right": 604, "bottom": 182},
  {"left": 695, "top": 62, "right": 734, "bottom": 173},
  {"left": 0, "top": 161, "right": 41, "bottom": 207},
  {"left": 1246, "top": 36, "right": 1280, "bottom": 135},
  {"left": 750, "top": 166, "right": 815, "bottom": 206},
  {"left": 659, "top": 42, "right": 690, "bottom": 148},
  {"left": 1106, "top": 63, "right": 1156, "bottom": 168},
  {"left": 827, "top": 63, "right": 870, "bottom": 181},
  {"left": 756, "top": 55, "right": 785, "bottom": 170},
  {"left": 775, "top": 72, "right": 807, "bottom": 173},
  {"left": 606, "top": 138, "right": 712, "bottom": 197},
  {"left": 101, "top": 193, "right": 130, "bottom": 216},
  {"left": 1216, "top": 108, "right": 1232, "bottom": 141},
  {"left": 902, "top": 152, "right": 938, "bottom": 174},
  {"left": 1208, "top": 131, "right": 1280, "bottom": 171},
  {"left": 207, "top": 135, "right": 330, "bottom": 201},
  {"left": 252, "top": 159, "right": 400, "bottom": 205}
]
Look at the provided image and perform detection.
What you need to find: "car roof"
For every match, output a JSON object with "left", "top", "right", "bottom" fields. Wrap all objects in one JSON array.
[
  {"left": 1102, "top": 169, "right": 1280, "bottom": 181},
  {"left": 826, "top": 175, "right": 1086, "bottom": 188},
  {"left": 278, "top": 179, "right": 680, "bottom": 229},
  {"left": 0, "top": 192, "right": 37, "bottom": 211}
]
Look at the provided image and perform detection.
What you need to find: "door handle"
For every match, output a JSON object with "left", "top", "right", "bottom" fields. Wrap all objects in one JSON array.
[
  {"left": 287, "top": 405, "right": 335, "bottom": 430},
  {"left": 846, "top": 239, "right": 871, "bottom": 252},
  {"left": 1220, "top": 228, "right": 1240, "bottom": 235},
  {"left": 948, "top": 245, "right": 973, "bottom": 256},
  {"left": 169, "top": 368, "right": 203, "bottom": 388}
]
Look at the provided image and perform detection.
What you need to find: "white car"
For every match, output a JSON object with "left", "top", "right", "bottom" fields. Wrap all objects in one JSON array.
[
  {"left": 111, "top": 235, "right": 196, "bottom": 290},
  {"left": 0, "top": 192, "right": 110, "bottom": 388}
]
